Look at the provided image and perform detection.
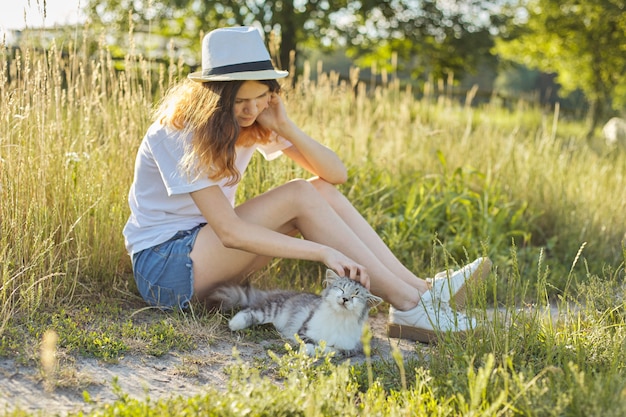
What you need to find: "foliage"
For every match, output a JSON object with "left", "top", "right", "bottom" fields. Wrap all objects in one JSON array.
[
  {"left": 2, "top": 253, "right": 626, "bottom": 415},
  {"left": 7, "top": 262, "right": 626, "bottom": 417},
  {"left": 347, "top": 160, "right": 533, "bottom": 272},
  {"left": 2, "top": 22, "right": 626, "bottom": 416},
  {"left": 0, "top": 301, "right": 202, "bottom": 363},
  {"left": 83, "top": 0, "right": 365, "bottom": 76},
  {"left": 3, "top": 29, "right": 626, "bottom": 323},
  {"left": 344, "top": 0, "right": 503, "bottom": 82},
  {"left": 82, "top": 0, "right": 504, "bottom": 84},
  {"left": 495, "top": 0, "right": 626, "bottom": 133}
]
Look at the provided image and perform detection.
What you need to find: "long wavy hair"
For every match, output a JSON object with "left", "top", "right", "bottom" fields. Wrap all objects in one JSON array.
[{"left": 154, "top": 78, "right": 281, "bottom": 186}]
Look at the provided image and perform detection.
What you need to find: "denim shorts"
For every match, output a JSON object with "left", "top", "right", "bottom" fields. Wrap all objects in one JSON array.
[{"left": 132, "top": 224, "right": 205, "bottom": 310}]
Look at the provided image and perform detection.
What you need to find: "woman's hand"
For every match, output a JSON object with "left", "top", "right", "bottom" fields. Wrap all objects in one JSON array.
[
  {"left": 257, "top": 91, "right": 349, "bottom": 185},
  {"left": 256, "top": 93, "right": 292, "bottom": 135},
  {"left": 321, "top": 247, "right": 370, "bottom": 290}
]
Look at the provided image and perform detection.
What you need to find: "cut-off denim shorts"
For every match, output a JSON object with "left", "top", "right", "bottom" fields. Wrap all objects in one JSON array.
[{"left": 132, "top": 224, "right": 205, "bottom": 310}]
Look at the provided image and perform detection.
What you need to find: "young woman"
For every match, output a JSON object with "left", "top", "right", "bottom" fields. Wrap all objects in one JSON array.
[{"left": 123, "top": 26, "right": 491, "bottom": 343}]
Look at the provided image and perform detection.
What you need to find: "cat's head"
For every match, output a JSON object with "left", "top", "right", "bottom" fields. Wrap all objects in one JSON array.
[{"left": 324, "top": 269, "right": 383, "bottom": 310}]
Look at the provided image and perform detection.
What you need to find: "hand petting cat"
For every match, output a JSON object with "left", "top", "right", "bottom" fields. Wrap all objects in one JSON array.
[{"left": 320, "top": 246, "right": 370, "bottom": 290}]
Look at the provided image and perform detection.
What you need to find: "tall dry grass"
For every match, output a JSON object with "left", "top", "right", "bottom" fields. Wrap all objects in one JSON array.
[
  {"left": 1, "top": 29, "right": 159, "bottom": 319},
  {"left": 1, "top": 16, "right": 626, "bottom": 416},
  {"left": 1, "top": 25, "right": 625, "bottom": 328}
]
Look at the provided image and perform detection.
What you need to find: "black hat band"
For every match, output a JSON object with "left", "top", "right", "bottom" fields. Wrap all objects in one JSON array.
[{"left": 203, "top": 60, "right": 275, "bottom": 76}]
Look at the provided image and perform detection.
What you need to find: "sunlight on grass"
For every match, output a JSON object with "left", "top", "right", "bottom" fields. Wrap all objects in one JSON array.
[{"left": 1, "top": 21, "right": 626, "bottom": 416}]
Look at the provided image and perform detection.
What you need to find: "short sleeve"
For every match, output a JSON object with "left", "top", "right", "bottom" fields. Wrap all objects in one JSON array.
[
  {"left": 256, "top": 132, "right": 292, "bottom": 160},
  {"left": 148, "top": 127, "right": 216, "bottom": 196}
]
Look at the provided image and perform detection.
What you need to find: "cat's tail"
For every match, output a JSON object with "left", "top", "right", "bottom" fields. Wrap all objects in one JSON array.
[{"left": 208, "top": 285, "right": 269, "bottom": 311}]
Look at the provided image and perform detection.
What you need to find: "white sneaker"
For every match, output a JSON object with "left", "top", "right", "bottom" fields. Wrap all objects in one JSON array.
[
  {"left": 387, "top": 291, "right": 476, "bottom": 343},
  {"left": 427, "top": 257, "right": 492, "bottom": 309}
]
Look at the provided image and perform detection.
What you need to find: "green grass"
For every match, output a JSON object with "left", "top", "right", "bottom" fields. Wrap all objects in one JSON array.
[{"left": 1, "top": 24, "right": 626, "bottom": 416}]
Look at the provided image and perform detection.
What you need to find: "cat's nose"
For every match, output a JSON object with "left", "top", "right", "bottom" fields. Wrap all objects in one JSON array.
[{"left": 342, "top": 297, "right": 349, "bottom": 304}]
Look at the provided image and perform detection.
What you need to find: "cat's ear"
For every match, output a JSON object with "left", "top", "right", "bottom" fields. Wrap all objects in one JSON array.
[
  {"left": 367, "top": 294, "right": 383, "bottom": 309},
  {"left": 325, "top": 269, "right": 341, "bottom": 279},
  {"left": 324, "top": 269, "right": 341, "bottom": 286}
]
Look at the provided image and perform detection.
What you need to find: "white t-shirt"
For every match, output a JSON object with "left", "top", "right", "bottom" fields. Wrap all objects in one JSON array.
[{"left": 123, "top": 121, "right": 292, "bottom": 255}]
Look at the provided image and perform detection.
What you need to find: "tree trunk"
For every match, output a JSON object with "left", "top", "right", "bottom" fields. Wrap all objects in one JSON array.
[
  {"left": 585, "top": 98, "right": 599, "bottom": 141},
  {"left": 278, "top": 1, "right": 297, "bottom": 77}
]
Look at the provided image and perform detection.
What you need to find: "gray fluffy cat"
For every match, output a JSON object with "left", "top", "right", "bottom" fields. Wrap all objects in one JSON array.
[{"left": 211, "top": 269, "right": 382, "bottom": 356}]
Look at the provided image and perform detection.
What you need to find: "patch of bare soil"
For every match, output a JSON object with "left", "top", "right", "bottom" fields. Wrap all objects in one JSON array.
[{"left": 0, "top": 313, "right": 422, "bottom": 416}]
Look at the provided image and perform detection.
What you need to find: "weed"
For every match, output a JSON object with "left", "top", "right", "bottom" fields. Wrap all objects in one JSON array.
[{"left": 2, "top": 18, "right": 626, "bottom": 416}]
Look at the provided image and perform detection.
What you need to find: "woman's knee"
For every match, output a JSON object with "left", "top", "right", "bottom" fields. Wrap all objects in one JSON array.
[
  {"left": 282, "top": 178, "right": 333, "bottom": 213},
  {"left": 286, "top": 178, "right": 321, "bottom": 199},
  {"left": 308, "top": 177, "right": 344, "bottom": 205}
]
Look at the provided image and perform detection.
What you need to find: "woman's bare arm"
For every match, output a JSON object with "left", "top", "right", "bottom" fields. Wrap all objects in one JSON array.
[
  {"left": 190, "top": 184, "right": 368, "bottom": 284},
  {"left": 256, "top": 93, "right": 348, "bottom": 184}
]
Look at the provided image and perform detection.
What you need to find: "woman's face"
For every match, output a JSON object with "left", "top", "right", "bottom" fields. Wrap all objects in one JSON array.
[{"left": 234, "top": 81, "right": 271, "bottom": 127}]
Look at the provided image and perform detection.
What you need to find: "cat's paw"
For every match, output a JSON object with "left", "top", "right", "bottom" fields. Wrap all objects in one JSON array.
[
  {"left": 304, "top": 343, "right": 317, "bottom": 356},
  {"left": 228, "top": 312, "right": 250, "bottom": 331},
  {"left": 303, "top": 343, "right": 339, "bottom": 357}
]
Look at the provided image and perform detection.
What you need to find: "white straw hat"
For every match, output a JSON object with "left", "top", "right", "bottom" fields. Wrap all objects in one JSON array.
[{"left": 188, "top": 26, "right": 289, "bottom": 82}]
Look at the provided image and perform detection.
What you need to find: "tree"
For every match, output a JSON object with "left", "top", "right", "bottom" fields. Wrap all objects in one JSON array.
[
  {"left": 85, "top": 0, "right": 503, "bottom": 86},
  {"left": 495, "top": 0, "right": 626, "bottom": 137},
  {"left": 84, "top": 0, "right": 354, "bottom": 77},
  {"left": 342, "top": 0, "right": 503, "bottom": 84}
]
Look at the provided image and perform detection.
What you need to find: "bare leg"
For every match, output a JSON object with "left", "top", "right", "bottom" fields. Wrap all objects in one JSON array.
[
  {"left": 310, "top": 178, "right": 428, "bottom": 292},
  {"left": 191, "top": 179, "right": 423, "bottom": 310}
]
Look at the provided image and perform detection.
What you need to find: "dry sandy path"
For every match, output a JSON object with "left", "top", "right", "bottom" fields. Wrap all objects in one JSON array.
[{"left": 0, "top": 313, "right": 420, "bottom": 416}]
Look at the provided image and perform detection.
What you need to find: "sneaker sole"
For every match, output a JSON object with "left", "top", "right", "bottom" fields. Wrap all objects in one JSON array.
[
  {"left": 387, "top": 323, "right": 473, "bottom": 344},
  {"left": 387, "top": 323, "right": 466, "bottom": 344},
  {"left": 452, "top": 257, "right": 492, "bottom": 310}
]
